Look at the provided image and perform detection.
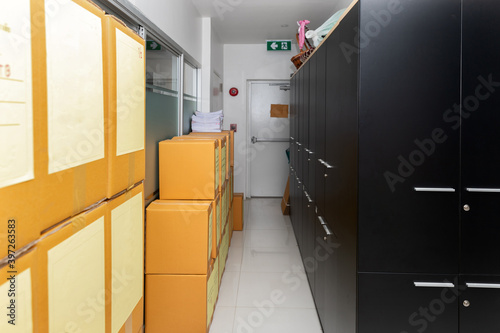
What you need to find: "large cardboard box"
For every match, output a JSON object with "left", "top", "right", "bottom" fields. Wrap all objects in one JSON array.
[
  {"left": 146, "top": 200, "right": 215, "bottom": 274},
  {"left": 172, "top": 136, "right": 226, "bottom": 192},
  {"left": 189, "top": 132, "right": 231, "bottom": 178},
  {"left": 0, "top": 247, "right": 37, "bottom": 331},
  {"left": 104, "top": 15, "right": 146, "bottom": 198},
  {"left": 145, "top": 261, "right": 219, "bottom": 333},
  {"left": 233, "top": 193, "right": 244, "bottom": 231},
  {"left": 106, "top": 183, "right": 144, "bottom": 333},
  {"left": 0, "top": 0, "right": 108, "bottom": 258},
  {"left": 36, "top": 202, "right": 108, "bottom": 333},
  {"left": 159, "top": 139, "right": 219, "bottom": 200}
]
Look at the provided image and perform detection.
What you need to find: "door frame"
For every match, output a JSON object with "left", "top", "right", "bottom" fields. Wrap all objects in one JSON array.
[{"left": 246, "top": 79, "right": 290, "bottom": 198}]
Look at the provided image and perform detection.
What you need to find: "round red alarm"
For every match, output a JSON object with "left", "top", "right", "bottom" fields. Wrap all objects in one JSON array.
[{"left": 229, "top": 87, "right": 239, "bottom": 96}]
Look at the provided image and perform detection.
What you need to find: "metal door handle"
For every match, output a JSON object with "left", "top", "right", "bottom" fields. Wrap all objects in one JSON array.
[
  {"left": 414, "top": 282, "right": 455, "bottom": 288},
  {"left": 251, "top": 136, "right": 289, "bottom": 144},
  {"left": 317, "top": 216, "right": 327, "bottom": 225},
  {"left": 304, "top": 148, "right": 311, "bottom": 153},
  {"left": 296, "top": 142, "right": 302, "bottom": 146},
  {"left": 290, "top": 136, "right": 295, "bottom": 141},
  {"left": 466, "top": 188, "right": 500, "bottom": 193},
  {"left": 321, "top": 223, "right": 333, "bottom": 239},
  {"left": 466, "top": 283, "right": 500, "bottom": 289},
  {"left": 304, "top": 191, "right": 313, "bottom": 203},
  {"left": 414, "top": 187, "right": 456, "bottom": 193},
  {"left": 318, "top": 159, "right": 335, "bottom": 169}
]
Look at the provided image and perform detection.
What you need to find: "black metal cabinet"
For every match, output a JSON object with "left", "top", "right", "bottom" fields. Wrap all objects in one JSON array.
[
  {"left": 289, "top": 0, "right": 499, "bottom": 332},
  {"left": 460, "top": 276, "right": 500, "bottom": 333},
  {"left": 358, "top": 0, "right": 461, "bottom": 274},
  {"left": 461, "top": 0, "right": 500, "bottom": 276},
  {"left": 359, "top": 273, "right": 459, "bottom": 333}
]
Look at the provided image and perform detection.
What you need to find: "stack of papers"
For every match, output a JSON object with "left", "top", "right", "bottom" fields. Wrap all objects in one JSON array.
[{"left": 191, "top": 110, "right": 224, "bottom": 132}]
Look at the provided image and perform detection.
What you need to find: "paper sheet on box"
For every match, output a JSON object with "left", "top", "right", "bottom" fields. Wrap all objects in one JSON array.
[
  {"left": 48, "top": 217, "right": 105, "bottom": 333},
  {"left": 0, "top": 0, "right": 34, "bottom": 189},
  {"left": 46, "top": 1, "right": 105, "bottom": 174},
  {"left": 0, "top": 268, "right": 33, "bottom": 332},
  {"left": 111, "top": 192, "right": 143, "bottom": 333},
  {"left": 116, "top": 29, "right": 145, "bottom": 156}
]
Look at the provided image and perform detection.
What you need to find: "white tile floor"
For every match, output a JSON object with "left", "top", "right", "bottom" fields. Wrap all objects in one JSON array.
[{"left": 209, "top": 198, "right": 323, "bottom": 333}]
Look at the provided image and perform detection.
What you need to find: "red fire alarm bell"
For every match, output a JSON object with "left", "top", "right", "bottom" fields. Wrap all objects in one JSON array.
[{"left": 229, "top": 87, "right": 239, "bottom": 96}]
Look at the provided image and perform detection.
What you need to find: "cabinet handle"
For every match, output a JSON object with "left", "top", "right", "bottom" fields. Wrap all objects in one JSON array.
[
  {"left": 414, "top": 282, "right": 455, "bottom": 288},
  {"left": 304, "top": 191, "right": 313, "bottom": 203},
  {"left": 322, "top": 223, "right": 333, "bottom": 237},
  {"left": 290, "top": 137, "right": 295, "bottom": 141},
  {"left": 296, "top": 142, "right": 302, "bottom": 146},
  {"left": 466, "top": 188, "right": 500, "bottom": 193},
  {"left": 304, "top": 148, "right": 311, "bottom": 153},
  {"left": 318, "top": 159, "right": 335, "bottom": 169},
  {"left": 414, "top": 187, "right": 456, "bottom": 193},
  {"left": 466, "top": 283, "right": 500, "bottom": 289}
]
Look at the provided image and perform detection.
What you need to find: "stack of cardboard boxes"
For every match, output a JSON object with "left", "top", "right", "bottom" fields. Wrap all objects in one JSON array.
[
  {"left": 0, "top": 1, "right": 145, "bottom": 332},
  {"left": 145, "top": 130, "right": 235, "bottom": 332}
]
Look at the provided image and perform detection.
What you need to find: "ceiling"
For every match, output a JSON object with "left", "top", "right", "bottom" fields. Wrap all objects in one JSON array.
[{"left": 190, "top": 0, "right": 352, "bottom": 44}]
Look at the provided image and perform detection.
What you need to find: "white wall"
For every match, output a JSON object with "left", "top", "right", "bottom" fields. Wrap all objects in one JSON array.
[
  {"left": 223, "top": 44, "right": 299, "bottom": 196},
  {"left": 131, "top": 0, "right": 203, "bottom": 64}
]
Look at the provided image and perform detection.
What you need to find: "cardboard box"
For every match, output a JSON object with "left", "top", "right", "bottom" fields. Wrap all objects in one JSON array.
[
  {"left": 36, "top": 202, "right": 108, "bottom": 333},
  {"left": 104, "top": 15, "right": 146, "bottom": 198},
  {"left": 233, "top": 193, "right": 244, "bottom": 231},
  {"left": 0, "top": 248, "right": 37, "bottom": 331},
  {"left": 106, "top": 183, "right": 144, "bottom": 333},
  {"left": 281, "top": 176, "right": 290, "bottom": 215},
  {"left": 189, "top": 132, "right": 231, "bottom": 178},
  {"left": 146, "top": 200, "right": 215, "bottom": 274},
  {"left": 229, "top": 206, "right": 234, "bottom": 245},
  {"left": 172, "top": 136, "right": 226, "bottom": 192},
  {"left": 159, "top": 139, "right": 219, "bottom": 200},
  {"left": 218, "top": 226, "right": 230, "bottom": 285},
  {"left": 0, "top": 0, "right": 108, "bottom": 258},
  {"left": 145, "top": 261, "right": 219, "bottom": 333},
  {"left": 221, "top": 182, "right": 227, "bottom": 229}
]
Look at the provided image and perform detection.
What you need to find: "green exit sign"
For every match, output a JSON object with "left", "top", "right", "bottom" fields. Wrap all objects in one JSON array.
[
  {"left": 267, "top": 40, "right": 292, "bottom": 51},
  {"left": 146, "top": 41, "right": 162, "bottom": 51}
]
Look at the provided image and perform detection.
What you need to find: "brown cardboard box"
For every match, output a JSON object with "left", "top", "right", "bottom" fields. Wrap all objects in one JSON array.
[
  {"left": 189, "top": 132, "right": 231, "bottom": 178},
  {"left": 0, "top": 248, "right": 38, "bottom": 331},
  {"left": 159, "top": 139, "right": 219, "bottom": 200},
  {"left": 146, "top": 200, "right": 215, "bottom": 274},
  {"left": 104, "top": 15, "right": 146, "bottom": 198},
  {"left": 0, "top": 0, "right": 108, "bottom": 258},
  {"left": 36, "top": 202, "right": 108, "bottom": 333},
  {"left": 233, "top": 193, "right": 244, "bottom": 231},
  {"left": 145, "top": 261, "right": 219, "bottom": 333},
  {"left": 172, "top": 136, "right": 226, "bottom": 192},
  {"left": 106, "top": 183, "right": 144, "bottom": 333}
]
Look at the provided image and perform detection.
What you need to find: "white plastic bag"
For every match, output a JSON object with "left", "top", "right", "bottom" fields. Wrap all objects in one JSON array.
[{"left": 306, "top": 8, "right": 346, "bottom": 47}]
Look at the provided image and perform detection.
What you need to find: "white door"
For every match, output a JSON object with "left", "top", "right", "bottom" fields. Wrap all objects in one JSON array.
[{"left": 248, "top": 81, "right": 290, "bottom": 197}]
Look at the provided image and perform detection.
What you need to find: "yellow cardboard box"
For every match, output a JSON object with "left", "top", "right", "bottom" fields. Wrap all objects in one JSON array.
[
  {"left": 172, "top": 135, "right": 226, "bottom": 193},
  {"left": 189, "top": 132, "right": 231, "bottom": 179},
  {"left": 146, "top": 200, "right": 215, "bottom": 274},
  {"left": 104, "top": 15, "right": 146, "bottom": 198},
  {"left": 233, "top": 193, "right": 244, "bottom": 231},
  {"left": 159, "top": 139, "right": 219, "bottom": 200},
  {"left": 145, "top": 261, "right": 219, "bottom": 333},
  {"left": 0, "top": 0, "right": 108, "bottom": 258}
]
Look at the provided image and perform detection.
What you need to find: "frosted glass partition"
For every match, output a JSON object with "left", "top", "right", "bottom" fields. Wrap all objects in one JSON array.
[
  {"left": 183, "top": 62, "right": 198, "bottom": 135},
  {"left": 145, "top": 89, "right": 178, "bottom": 199}
]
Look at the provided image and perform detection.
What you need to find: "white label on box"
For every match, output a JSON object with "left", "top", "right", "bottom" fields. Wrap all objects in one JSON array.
[
  {"left": 111, "top": 192, "right": 143, "bottom": 333},
  {"left": 46, "top": 0, "right": 105, "bottom": 174},
  {"left": 115, "top": 28, "right": 145, "bottom": 156},
  {"left": 0, "top": 0, "right": 34, "bottom": 189},
  {"left": 0, "top": 268, "right": 33, "bottom": 332},
  {"left": 48, "top": 217, "right": 106, "bottom": 333}
]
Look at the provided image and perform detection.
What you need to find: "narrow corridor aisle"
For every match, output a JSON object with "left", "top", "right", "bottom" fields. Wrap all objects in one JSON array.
[{"left": 209, "top": 198, "right": 323, "bottom": 333}]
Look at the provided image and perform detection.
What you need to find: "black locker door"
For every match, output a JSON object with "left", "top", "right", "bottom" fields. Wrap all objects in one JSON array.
[
  {"left": 314, "top": 45, "right": 327, "bottom": 215},
  {"left": 461, "top": 0, "right": 500, "bottom": 275},
  {"left": 290, "top": 171, "right": 297, "bottom": 230},
  {"left": 296, "top": 69, "right": 303, "bottom": 181},
  {"left": 306, "top": 54, "right": 317, "bottom": 198},
  {"left": 302, "top": 190, "right": 315, "bottom": 292},
  {"left": 301, "top": 63, "right": 310, "bottom": 189},
  {"left": 358, "top": 273, "right": 459, "bottom": 333},
  {"left": 460, "top": 276, "right": 500, "bottom": 332},
  {"left": 357, "top": 0, "right": 461, "bottom": 274}
]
